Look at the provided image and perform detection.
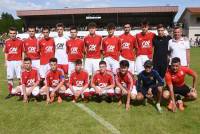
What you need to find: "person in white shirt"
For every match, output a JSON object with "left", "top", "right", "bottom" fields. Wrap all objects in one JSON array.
[
  {"left": 168, "top": 26, "right": 190, "bottom": 67},
  {"left": 54, "top": 23, "right": 69, "bottom": 77}
]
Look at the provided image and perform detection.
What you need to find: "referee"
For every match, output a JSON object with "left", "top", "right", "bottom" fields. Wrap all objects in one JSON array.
[{"left": 153, "top": 24, "right": 171, "bottom": 78}]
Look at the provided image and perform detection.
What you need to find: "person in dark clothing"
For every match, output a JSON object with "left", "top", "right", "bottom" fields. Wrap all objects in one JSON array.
[
  {"left": 153, "top": 24, "right": 171, "bottom": 78},
  {"left": 136, "top": 60, "right": 164, "bottom": 112}
]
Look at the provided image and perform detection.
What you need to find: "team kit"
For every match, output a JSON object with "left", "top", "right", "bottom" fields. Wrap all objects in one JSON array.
[{"left": 3, "top": 21, "right": 198, "bottom": 113}]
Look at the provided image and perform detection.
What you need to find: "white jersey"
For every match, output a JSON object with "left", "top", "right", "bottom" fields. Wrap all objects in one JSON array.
[
  {"left": 54, "top": 35, "right": 69, "bottom": 65},
  {"left": 168, "top": 37, "right": 190, "bottom": 66}
]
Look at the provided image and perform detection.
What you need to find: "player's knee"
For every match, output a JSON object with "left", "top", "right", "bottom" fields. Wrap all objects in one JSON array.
[
  {"left": 83, "top": 92, "right": 90, "bottom": 98},
  {"left": 158, "top": 86, "right": 163, "bottom": 93},
  {"left": 131, "top": 94, "right": 137, "bottom": 100},
  {"left": 163, "top": 90, "right": 170, "bottom": 100},
  {"left": 188, "top": 92, "right": 198, "bottom": 100}
]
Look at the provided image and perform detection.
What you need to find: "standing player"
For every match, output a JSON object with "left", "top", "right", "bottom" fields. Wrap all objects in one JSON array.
[
  {"left": 135, "top": 21, "right": 155, "bottom": 74},
  {"left": 66, "top": 26, "right": 84, "bottom": 75},
  {"left": 168, "top": 26, "right": 190, "bottom": 67},
  {"left": 66, "top": 59, "right": 90, "bottom": 103},
  {"left": 4, "top": 27, "right": 23, "bottom": 99},
  {"left": 23, "top": 25, "right": 40, "bottom": 69},
  {"left": 84, "top": 22, "right": 102, "bottom": 76},
  {"left": 102, "top": 23, "right": 121, "bottom": 74},
  {"left": 136, "top": 60, "right": 164, "bottom": 112},
  {"left": 115, "top": 60, "right": 137, "bottom": 111},
  {"left": 153, "top": 24, "right": 171, "bottom": 78},
  {"left": 54, "top": 23, "right": 69, "bottom": 76},
  {"left": 91, "top": 61, "right": 115, "bottom": 101},
  {"left": 163, "top": 57, "right": 197, "bottom": 112},
  {"left": 119, "top": 23, "right": 137, "bottom": 74},
  {"left": 11, "top": 57, "right": 40, "bottom": 103},
  {"left": 40, "top": 58, "right": 65, "bottom": 104},
  {"left": 38, "top": 26, "right": 55, "bottom": 82}
]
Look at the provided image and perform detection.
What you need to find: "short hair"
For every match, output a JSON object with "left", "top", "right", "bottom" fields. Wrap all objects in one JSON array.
[
  {"left": 144, "top": 60, "right": 153, "bottom": 68},
  {"left": 141, "top": 20, "right": 149, "bottom": 26},
  {"left": 123, "top": 22, "right": 132, "bottom": 27},
  {"left": 9, "top": 27, "right": 17, "bottom": 31},
  {"left": 24, "top": 57, "right": 32, "bottom": 62},
  {"left": 157, "top": 24, "right": 165, "bottom": 29},
  {"left": 70, "top": 25, "right": 77, "bottom": 31},
  {"left": 88, "top": 22, "right": 97, "bottom": 29},
  {"left": 42, "top": 26, "right": 50, "bottom": 32},
  {"left": 75, "top": 59, "right": 82, "bottom": 65},
  {"left": 107, "top": 23, "right": 116, "bottom": 30},
  {"left": 173, "top": 26, "right": 182, "bottom": 31},
  {"left": 120, "top": 60, "right": 129, "bottom": 68},
  {"left": 28, "top": 25, "right": 36, "bottom": 30},
  {"left": 49, "top": 57, "right": 57, "bottom": 63},
  {"left": 56, "top": 23, "right": 64, "bottom": 28},
  {"left": 99, "top": 60, "right": 106, "bottom": 66},
  {"left": 171, "top": 57, "right": 181, "bottom": 64}
]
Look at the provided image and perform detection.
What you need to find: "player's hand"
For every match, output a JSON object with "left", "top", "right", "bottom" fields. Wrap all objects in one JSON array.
[
  {"left": 147, "top": 88, "right": 153, "bottom": 98},
  {"left": 191, "top": 88, "right": 196, "bottom": 93},
  {"left": 46, "top": 98, "right": 50, "bottom": 104},
  {"left": 122, "top": 89, "right": 127, "bottom": 95},
  {"left": 126, "top": 103, "right": 130, "bottom": 111},
  {"left": 172, "top": 102, "right": 177, "bottom": 112}
]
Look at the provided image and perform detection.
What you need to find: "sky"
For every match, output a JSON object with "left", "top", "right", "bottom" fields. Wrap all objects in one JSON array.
[{"left": 0, "top": 0, "right": 200, "bottom": 21}]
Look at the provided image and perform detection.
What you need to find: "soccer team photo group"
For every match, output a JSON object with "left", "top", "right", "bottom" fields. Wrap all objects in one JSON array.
[{"left": 0, "top": 2, "right": 200, "bottom": 134}]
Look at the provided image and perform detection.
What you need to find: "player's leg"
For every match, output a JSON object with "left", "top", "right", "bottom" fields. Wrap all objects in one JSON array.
[
  {"left": 32, "top": 59, "right": 40, "bottom": 70},
  {"left": 5, "top": 61, "right": 15, "bottom": 99},
  {"left": 104, "top": 57, "right": 111, "bottom": 71},
  {"left": 112, "top": 58, "right": 119, "bottom": 74},
  {"left": 84, "top": 58, "right": 93, "bottom": 76},
  {"left": 131, "top": 85, "right": 137, "bottom": 100},
  {"left": 152, "top": 86, "right": 163, "bottom": 112},
  {"left": 68, "top": 62, "right": 75, "bottom": 76},
  {"left": 57, "top": 85, "right": 66, "bottom": 103},
  {"left": 92, "top": 58, "right": 101, "bottom": 75},
  {"left": 82, "top": 88, "right": 90, "bottom": 102},
  {"left": 115, "top": 87, "right": 122, "bottom": 106}
]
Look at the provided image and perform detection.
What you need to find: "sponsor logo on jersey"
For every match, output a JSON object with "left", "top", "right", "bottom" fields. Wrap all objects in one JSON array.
[
  {"left": 9, "top": 47, "right": 18, "bottom": 54},
  {"left": 28, "top": 47, "right": 37, "bottom": 53},
  {"left": 99, "top": 83, "right": 107, "bottom": 88},
  {"left": 45, "top": 46, "right": 53, "bottom": 53},
  {"left": 52, "top": 79, "right": 59, "bottom": 86},
  {"left": 88, "top": 44, "right": 96, "bottom": 51},
  {"left": 27, "top": 79, "right": 35, "bottom": 86},
  {"left": 76, "top": 80, "right": 84, "bottom": 87},
  {"left": 141, "top": 40, "right": 150, "bottom": 48},
  {"left": 71, "top": 47, "right": 78, "bottom": 54},
  {"left": 107, "top": 45, "right": 115, "bottom": 52},
  {"left": 122, "top": 42, "right": 130, "bottom": 49},
  {"left": 56, "top": 43, "right": 64, "bottom": 49}
]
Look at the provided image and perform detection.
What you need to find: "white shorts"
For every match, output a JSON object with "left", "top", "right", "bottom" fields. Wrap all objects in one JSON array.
[
  {"left": 104, "top": 57, "right": 119, "bottom": 74},
  {"left": 135, "top": 55, "right": 149, "bottom": 75},
  {"left": 6, "top": 60, "right": 22, "bottom": 79},
  {"left": 39, "top": 64, "right": 50, "bottom": 78},
  {"left": 32, "top": 59, "right": 40, "bottom": 70},
  {"left": 120, "top": 56, "right": 135, "bottom": 74},
  {"left": 65, "top": 86, "right": 90, "bottom": 96},
  {"left": 84, "top": 58, "right": 101, "bottom": 76},
  {"left": 11, "top": 85, "right": 40, "bottom": 96},
  {"left": 115, "top": 85, "right": 137, "bottom": 96},
  {"left": 90, "top": 86, "right": 114, "bottom": 95}
]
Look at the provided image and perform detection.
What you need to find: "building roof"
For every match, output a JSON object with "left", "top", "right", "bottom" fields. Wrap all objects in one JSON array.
[
  {"left": 17, "top": 6, "right": 178, "bottom": 17},
  {"left": 178, "top": 7, "right": 200, "bottom": 22}
]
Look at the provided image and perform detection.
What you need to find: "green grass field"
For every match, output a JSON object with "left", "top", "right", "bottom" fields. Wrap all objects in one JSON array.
[{"left": 0, "top": 48, "right": 200, "bottom": 134}]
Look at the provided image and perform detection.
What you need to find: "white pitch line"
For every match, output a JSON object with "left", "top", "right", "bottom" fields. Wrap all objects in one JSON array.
[{"left": 75, "top": 103, "right": 121, "bottom": 134}]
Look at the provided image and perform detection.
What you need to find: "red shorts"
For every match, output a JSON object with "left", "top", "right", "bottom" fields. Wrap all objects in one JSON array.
[{"left": 58, "top": 64, "right": 68, "bottom": 74}]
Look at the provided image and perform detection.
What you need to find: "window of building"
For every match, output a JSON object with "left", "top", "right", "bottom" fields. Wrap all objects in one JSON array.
[{"left": 196, "top": 17, "right": 200, "bottom": 23}]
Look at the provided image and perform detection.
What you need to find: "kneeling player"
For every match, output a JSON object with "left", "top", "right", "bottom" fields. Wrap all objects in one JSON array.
[
  {"left": 115, "top": 60, "right": 137, "bottom": 111},
  {"left": 91, "top": 61, "right": 115, "bottom": 102},
  {"left": 40, "top": 58, "right": 65, "bottom": 104},
  {"left": 136, "top": 60, "right": 164, "bottom": 112},
  {"left": 163, "top": 57, "right": 197, "bottom": 112},
  {"left": 67, "top": 59, "right": 90, "bottom": 102},
  {"left": 11, "top": 57, "right": 40, "bottom": 103}
]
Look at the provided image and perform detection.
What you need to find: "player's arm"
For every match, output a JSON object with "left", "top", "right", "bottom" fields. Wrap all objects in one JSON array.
[
  {"left": 69, "top": 75, "right": 75, "bottom": 94},
  {"left": 81, "top": 73, "right": 89, "bottom": 91},
  {"left": 186, "top": 49, "right": 190, "bottom": 67},
  {"left": 115, "top": 76, "right": 127, "bottom": 93},
  {"left": 3, "top": 43, "right": 8, "bottom": 66},
  {"left": 186, "top": 68, "right": 198, "bottom": 90},
  {"left": 165, "top": 73, "right": 176, "bottom": 112},
  {"left": 105, "top": 73, "right": 115, "bottom": 89},
  {"left": 126, "top": 74, "right": 134, "bottom": 110},
  {"left": 90, "top": 74, "right": 99, "bottom": 90}
]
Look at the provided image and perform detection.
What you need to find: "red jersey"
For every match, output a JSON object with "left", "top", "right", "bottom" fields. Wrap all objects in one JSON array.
[
  {"left": 4, "top": 38, "right": 23, "bottom": 61},
  {"left": 38, "top": 37, "right": 55, "bottom": 65},
  {"left": 69, "top": 69, "right": 89, "bottom": 87},
  {"left": 91, "top": 70, "right": 114, "bottom": 88},
  {"left": 136, "top": 32, "right": 155, "bottom": 59},
  {"left": 102, "top": 36, "right": 121, "bottom": 61},
  {"left": 45, "top": 68, "right": 64, "bottom": 87},
  {"left": 84, "top": 34, "right": 102, "bottom": 59},
  {"left": 165, "top": 66, "right": 195, "bottom": 87},
  {"left": 67, "top": 38, "right": 84, "bottom": 62},
  {"left": 21, "top": 67, "right": 40, "bottom": 87},
  {"left": 23, "top": 37, "right": 40, "bottom": 60},
  {"left": 115, "top": 69, "right": 135, "bottom": 90},
  {"left": 119, "top": 33, "right": 137, "bottom": 61}
]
